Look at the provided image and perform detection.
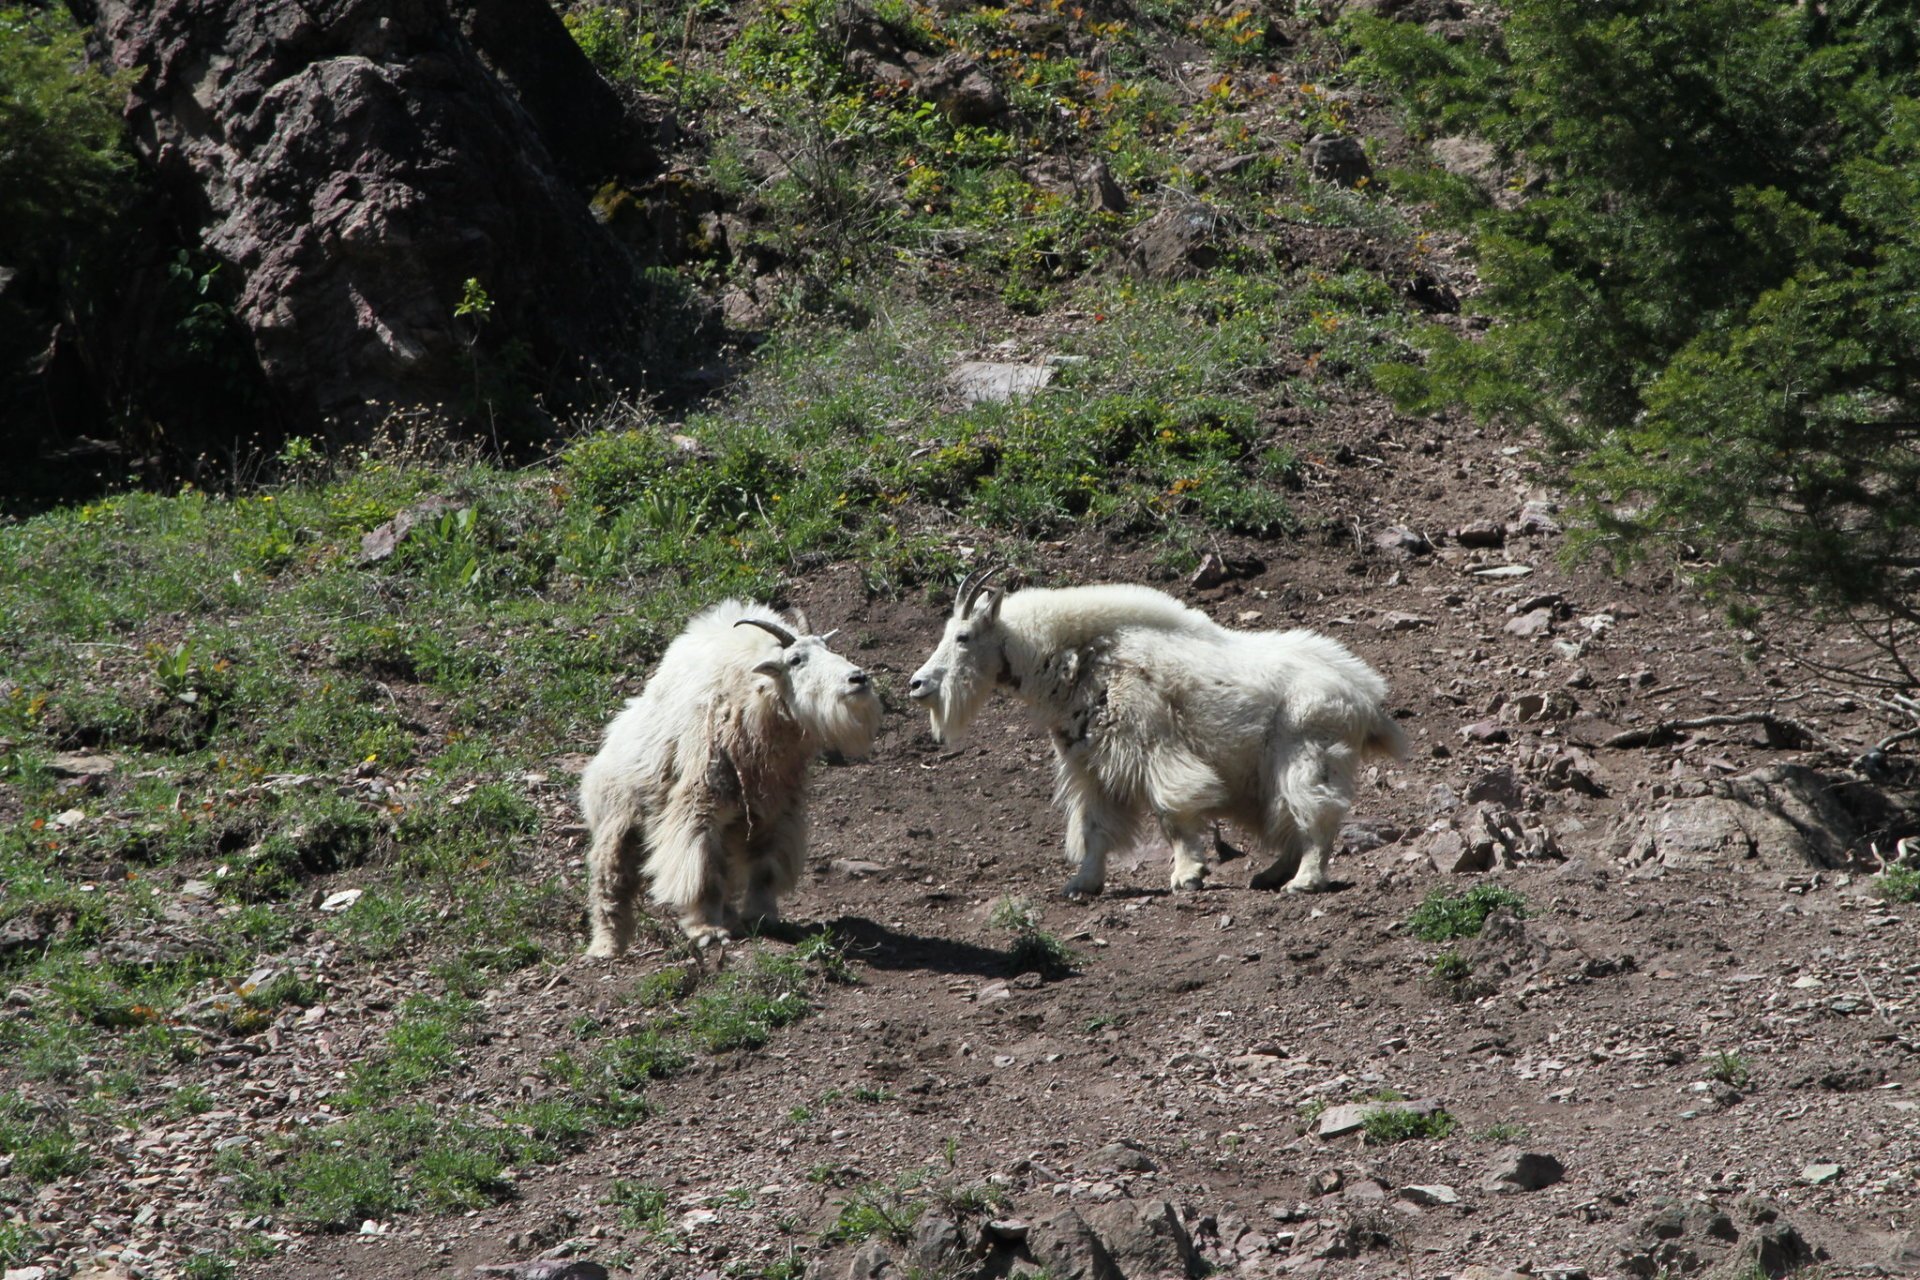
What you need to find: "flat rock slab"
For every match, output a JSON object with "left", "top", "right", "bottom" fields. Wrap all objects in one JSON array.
[
  {"left": 1316, "top": 1097, "right": 1443, "bottom": 1138},
  {"left": 950, "top": 361, "right": 1055, "bottom": 404}
]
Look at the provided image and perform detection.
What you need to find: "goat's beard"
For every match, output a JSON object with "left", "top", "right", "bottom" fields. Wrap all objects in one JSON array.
[
  {"left": 925, "top": 668, "right": 991, "bottom": 745},
  {"left": 806, "top": 688, "right": 882, "bottom": 760}
]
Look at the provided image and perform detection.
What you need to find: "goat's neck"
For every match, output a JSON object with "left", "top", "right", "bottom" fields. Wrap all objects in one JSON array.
[{"left": 997, "top": 621, "right": 1082, "bottom": 720}]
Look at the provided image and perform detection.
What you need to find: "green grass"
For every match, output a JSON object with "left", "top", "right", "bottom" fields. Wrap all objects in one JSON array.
[
  {"left": 989, "top": 895, "right": 1077, "bottom": 976},
  {"left": 1406, "top": 885, "right": 1530, "bottom": 943},
  {"left": 1876, "top": 865, "right": 1920, "bottom": 904},
  {"left": 1705, "top": 1051, "right": 1753, "bottom": 1091},
  {"left": 1360, "top": 1105, "right": 1456, "bottom": 1145},
  {"left": 1474, "top": 1121, "right": 1528, "bottom": 1143}
]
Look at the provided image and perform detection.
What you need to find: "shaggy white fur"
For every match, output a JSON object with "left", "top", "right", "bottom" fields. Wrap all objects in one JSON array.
[
  {"left": 580, "top": 599, "right": 880, "bottom": 953},
  {"left": 909, "top": 579, "right": 1406, "bottom": 895}
]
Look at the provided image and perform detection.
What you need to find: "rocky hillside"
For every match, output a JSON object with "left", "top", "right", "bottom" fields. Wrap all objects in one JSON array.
[{"left": 2, "top": 2, "right": 1918, "bottom": 1280}]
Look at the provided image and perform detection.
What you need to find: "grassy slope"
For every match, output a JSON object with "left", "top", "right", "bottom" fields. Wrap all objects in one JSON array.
[{"left": 0, "top": 0, "right": 1447, "bottom": 1270}]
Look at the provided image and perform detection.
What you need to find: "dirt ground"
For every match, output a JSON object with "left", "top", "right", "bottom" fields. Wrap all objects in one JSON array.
[{"left": 219, "top": 404, "right": 1920, "bottom": 1280}]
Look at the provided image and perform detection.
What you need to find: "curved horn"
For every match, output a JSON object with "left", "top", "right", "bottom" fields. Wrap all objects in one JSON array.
[
  {"left": 734, "top": 617, "right": 797, "bottom": 648},
  {"left": 959, "top": 561, "right": 1007, "bottom": 616},
  {"left": 790, "top": 607, "right": 813, "bottom": 636}
]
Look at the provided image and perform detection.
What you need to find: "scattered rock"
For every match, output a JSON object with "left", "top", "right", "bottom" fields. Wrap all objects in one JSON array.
[
  {"left": 1426, "top": 827, "right": 1492, "bottom": 875},
  {"left": 1029, "top": 1208, "right": 1122, "bottom": 1280},
  {"left": 1798, "top": 1163, "right": 1841, "bottom": 1186},
  {"left": 47, "top": 752, "right": 116, "bottom": 778},
  {"left": 1376, "top": 611, "right": 1434, "bottom": 632},
  {"left": 474, "top": 1263, "right": 610, "bottom": 1280},
  {"left": 1080, "top": 158, "right": 1129, "bottom": 213},
  {"left": 1374, "top": 525, "right": 1433, "bottom": 558},
  {"left": 1464, "top": 766, "right": 1525, "bottom": 807},
  {"left": 1454, "top": 519, "right": 1506, "bottom": 548},
  {"left": 1614, "top": 764, "right": 1903, "bottom": 871},
  {"left": 1125, "top": 207, "right": 1228, "bottom": 280},
  {"left": 1399, "top": 1184, "right": 1460, "bottom": 1206},
  {"left": 1483, "top": 1149, "right": 1564, "bottom": 1193},
  {"left": 1090, "top": 1140, "right": 1158, "bottom": 1173},
  {"left": 1306, "top": 1169, "right": 1345, "bottom": 1196},
  {"left": 1505, "top": 608, "right": 1555, "bottom": 638},
  {"left": 1085, "top": 1198, "right": 1203, "bottom": 1279},
  {"left": 1316, "top": 1097, "right": 1444, "bottom": 1139},
  {"left": 950, "top": 361, "right": 1056, "bottom": 405},
  {"left": 915, "top": 53, "right": 1007, "bottom": 125},
  {"left": 1303, "top": 133, "right": 1373, "bottom": 187},
  {"left": 844, "top": 1240, "right": 894, "bottom": 1280},
  {"left": 1461, "top": 720, "right": 1511, "bottom": 744},
  {"left": 318, "top": 888, "right": 364, "bottom": 913}
]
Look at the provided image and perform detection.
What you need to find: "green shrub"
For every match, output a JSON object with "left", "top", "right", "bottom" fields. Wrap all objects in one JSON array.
[
  {"left": 1876, "top": 865, "right": 1920, "bottom": 904},
  {"left": 1360, "top": 1105, "right": 1455, "bottom": 1145},
  {"left": 1351, "top": 1, "right": 1920, "bottom": 685},
  {"left": 1406, "top": 885, "right": 1528, "bottom": 942}
]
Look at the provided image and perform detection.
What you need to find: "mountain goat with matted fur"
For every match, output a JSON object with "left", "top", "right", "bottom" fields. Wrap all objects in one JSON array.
[
  {"left": 907, "top": 570, "right": 1406, "bottom": 896},
  {"left": 581, "top": 600, "right": 881, "bottom": 954}
]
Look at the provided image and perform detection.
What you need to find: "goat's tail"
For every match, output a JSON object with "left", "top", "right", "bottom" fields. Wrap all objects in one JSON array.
[{"left": 1363, "top": 709, "right": 1410, "bottom": 763}]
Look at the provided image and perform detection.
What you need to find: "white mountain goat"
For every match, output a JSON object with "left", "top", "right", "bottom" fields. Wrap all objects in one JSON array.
[
  {"left": 580, "top": 600, "right": 881, "bottom": 954},
  {"left": 907, "top": 569, "right": 1406, "bottom": 896}
]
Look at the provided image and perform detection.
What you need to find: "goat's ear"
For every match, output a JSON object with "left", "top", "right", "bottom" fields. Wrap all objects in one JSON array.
[
  {"left": 975, "top": 587, "right": 1004, "bottom": 623},
  {"left": 753, "top": 657, "right": 786, "bottom": 679}
]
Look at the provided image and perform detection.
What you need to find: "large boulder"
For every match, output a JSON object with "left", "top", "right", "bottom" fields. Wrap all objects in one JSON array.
[
  {"left": 69, "top": 0, "right": 664, "bottom": 439},
  {"left": 1613, "top": 764, "right": 1909, "bottom": 872}
]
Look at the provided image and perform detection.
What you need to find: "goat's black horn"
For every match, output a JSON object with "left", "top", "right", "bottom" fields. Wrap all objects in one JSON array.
[
  {"left": 959, "top": 560, "right": 1007, "bottom": 615},
  {"left": 734, "top": 617, "right": 797, "bottom": 647}
]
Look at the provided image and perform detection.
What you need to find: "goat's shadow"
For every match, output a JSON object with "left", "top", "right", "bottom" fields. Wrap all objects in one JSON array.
[{"left": 812, "top": 915, "right": 1023, "bottom": 978}]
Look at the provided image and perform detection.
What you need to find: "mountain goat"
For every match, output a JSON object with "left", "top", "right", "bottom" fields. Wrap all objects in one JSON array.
[
  {"left": 581, "top": 600, "right": 881, "bottom": 954},
  {"left": 907, "top": 570, "right": 1406, "bottom": 897}
]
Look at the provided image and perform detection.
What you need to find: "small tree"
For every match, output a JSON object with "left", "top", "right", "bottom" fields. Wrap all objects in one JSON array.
[{"left": 1350, "top": 0, "right": 1920, "bottom": 752}]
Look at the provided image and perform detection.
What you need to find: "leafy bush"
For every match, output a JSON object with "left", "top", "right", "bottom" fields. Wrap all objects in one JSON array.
[
  {"left": 1361, "top": 1105, "right": 1456, "bottom": 1145},
  {"left": 1353, "top": 0, "right": 1920, "bottom": 690},
  {"left": 1406, "top": 884, "right": 1528, "bottom": 942}
]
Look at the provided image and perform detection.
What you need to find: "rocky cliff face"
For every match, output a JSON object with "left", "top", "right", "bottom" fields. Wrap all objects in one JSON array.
[{"left": 69, "top": 0, "right": 662, "bottom": 439}]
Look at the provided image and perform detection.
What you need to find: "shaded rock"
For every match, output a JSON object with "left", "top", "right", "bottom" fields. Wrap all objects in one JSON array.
[
  {"left": 474, "top": 1263, "right": 610, "bottom": 1280},
  {"left": 844, "top": 1240, "right": 894, "bottom": 1280},
  {"left": 0, "top": 914, "right": 55, "bottom": 959},
  {"left": 1090, "top": 1140, "right": 1158, "bottom": 1174},
  {"left": 1465, "top": 766, "right": 1525, "bottom": 807},
  {"left": 1461, "top": 720, "right": 1511, "bottom": 744},
  {"left": 1030, "top": 1208, "right": 1122, "bottom": 1280},
  {"left": 80, "top": 0, "right": 663, "bottom": 438},
  {"left": 916, "top": 53, "right": 1007, "bottom": 125},
  {"left": 1483, "top": 1149, "right": 1563, "bottom": 1193},
  {"left": 1374, "top": 525, "right": 1433, "bottom": 558},
  {"left": 1511, "top": 500, "right": 1563, "bottom": 536},
  {"left": 908, "top": 1215, "right": 973, "bottom": 1273},
  {"left": 1614, "top": 1199, "right": 1741, "bottom": 1278},
  {"left": 1426, "top": 827, "right": 1492, "bottom": 875},
  {"left": 1080, "top": 158, "right": 1130, "bottom": 213},
  {"left": 1303, "top": 133, "right": 1373, "bottom": 187},
  {"left": 1125, "top": 208, "right": 1227, "bottom": 280},
  {"left": 1085, "top": 1198, "right": 1203, "bottom": 1279},
  {"left": 1614, "top": 764, "right": 1894, "bottom": 871},
  {"left": 1454, "top": 519, "right": 1506, "bottom": 548}
]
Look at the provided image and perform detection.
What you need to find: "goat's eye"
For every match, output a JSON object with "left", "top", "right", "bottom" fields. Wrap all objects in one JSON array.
[
  {"left": 788, "top": 653, "right": 806, "bottom": 666},
  {"left": 956, "top": 631, "right": 972, "bottom": 645}
]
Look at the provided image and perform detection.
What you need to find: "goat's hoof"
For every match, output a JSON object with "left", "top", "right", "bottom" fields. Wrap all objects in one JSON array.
[
  {"left": 1282, "top": 877, "right": 1331, "bottom": 895},
  {"left": 1062, "top": 878, "right": 1105, "bottom": 901},
  {"left": 1169, "top": 869, "right": 1207, "bottom": 892},
  {"left": 685, "top": 926, "right": 729, "bottom": 950},
  {"left": 583, "top": 942, "right": 623, "bottom": 960}
]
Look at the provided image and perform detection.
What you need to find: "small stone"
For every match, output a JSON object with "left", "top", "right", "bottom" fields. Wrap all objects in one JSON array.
[
  {"left": 1799, "top": 1163, "right": 1841, "bottom": 1186},
  {"left": 1399, "top": 1184, "right": 1459, "bottom": 1206},
  {"left": 48, "top": 752, "right": 116, "bottom": 778},
  {"left": 828, "top": 859, "right": 886, "bottom": 877},
  {"left": 318, "top": 888, "right": 363, "bottom": 913},
  {"left": 1471, "top": 563, "right": 1533, "bottom": 579},
  {"left": 1505, "top": 608, "right": 1555, "bottom": 638},
  {"left": 1374, "top": 526, "right": 1432, "bottom": 559},
  {"left": 1377, "top": 611, "right": 1434, "bottom": 632},
  {"left": 1088, "top": 1139, "right": 1157, "bottom": 1173},
  {"left": 1306, "top": 1169, "right": 1344, "bottom": 1196},
  {"left": 1454, "top": 519, "right": 1506, "bottom": 548},
  {"left": 1461, "top": 720, "right": 1512, "bottom": 744}
]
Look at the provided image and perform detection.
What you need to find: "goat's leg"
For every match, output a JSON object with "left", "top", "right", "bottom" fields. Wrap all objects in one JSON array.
[
  {"left": 1272, "top": 742, "right": 1357, "bottom": 894},
  {"left": 585, "top": 821, "right": 645, "bottom": 959},
  {"left": 1063, "top": 792, "right": 1129, "bottom": 898},
  {"left": 1162, "top": 819, "right": 1211, "bottom": 892},
  {"left": 1247, "top": 825, "right": 1304, "bottom": 891},
  {"left": 646, "top": 793, "right": 735, "bottom": 948},
  {"left": 742, "top": 806, "right": 808, "bottom": 930}
]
